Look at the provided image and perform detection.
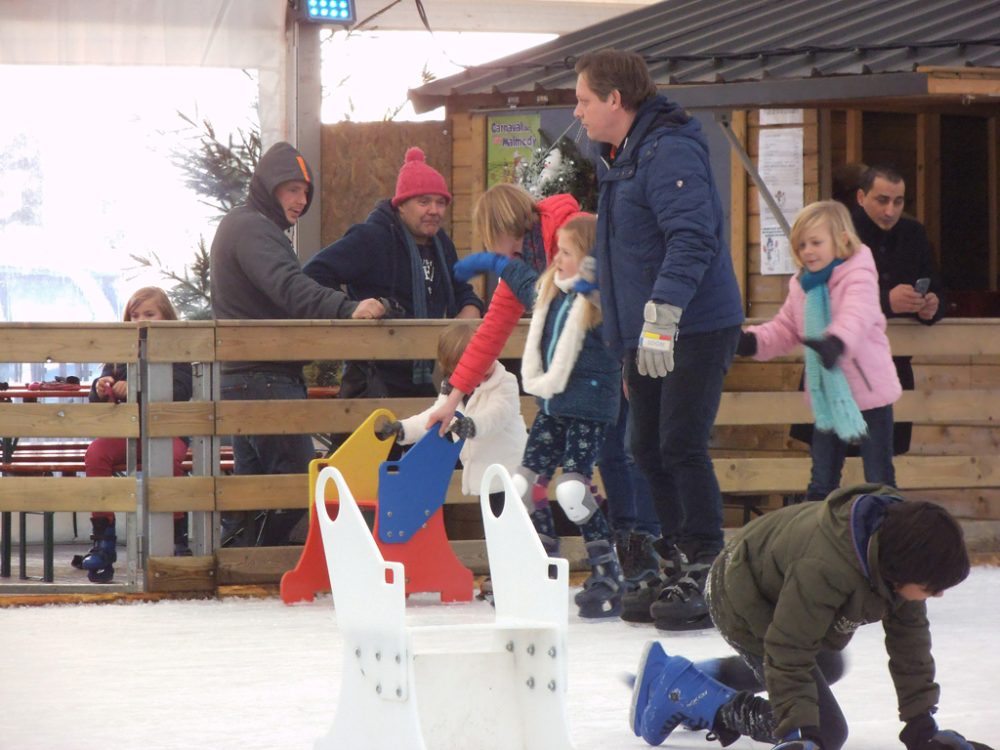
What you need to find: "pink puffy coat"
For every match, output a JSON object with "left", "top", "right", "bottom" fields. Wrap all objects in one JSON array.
[{"left": 748, "top": 244, "right": 901, "bottom": 411}]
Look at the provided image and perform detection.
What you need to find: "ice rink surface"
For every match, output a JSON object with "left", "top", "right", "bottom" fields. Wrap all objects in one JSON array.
[{"left": 2, "top": 567, "right": 998, "bottom": 749}]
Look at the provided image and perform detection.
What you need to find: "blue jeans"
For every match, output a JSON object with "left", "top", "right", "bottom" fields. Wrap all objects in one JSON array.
[
  {"left": 807, "top": 404, "right": 896, "bottom": 500},
  {"left": 221, "top": 371, "right": 316, "bottom": 476},
  {"left": 625, "top": 326, "right": 740, "bottom": 558},
  {"left": 597, "top": 394, "right": 660, "bottom": 536},
  {"left": 221, "top": 371, "right": 314, "bottom": 546}
]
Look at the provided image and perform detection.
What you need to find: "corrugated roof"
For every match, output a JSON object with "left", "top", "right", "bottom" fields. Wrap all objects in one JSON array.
[{"left": 410, "top": 0, "right": 1000, "bottom": 111}]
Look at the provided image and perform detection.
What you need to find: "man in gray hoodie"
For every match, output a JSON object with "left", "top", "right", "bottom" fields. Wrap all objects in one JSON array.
[{"left": 210, "top": 141, "right": 384, "bottom": 545}]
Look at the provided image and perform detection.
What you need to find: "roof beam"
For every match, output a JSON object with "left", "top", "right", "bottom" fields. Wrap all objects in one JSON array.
[{"left": 353, "top": 0, "right": 655, "bottom": 33}]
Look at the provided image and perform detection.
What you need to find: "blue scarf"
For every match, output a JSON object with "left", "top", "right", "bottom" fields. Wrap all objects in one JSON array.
[
  {"left": 800, "top": 260, "right": 868, "bottom": 443},
  {"left": 401, "top": 221, "right": 455, "bottom": 385}
]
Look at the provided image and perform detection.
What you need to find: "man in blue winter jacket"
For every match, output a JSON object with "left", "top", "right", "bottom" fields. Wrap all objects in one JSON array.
[{"left": 573, "top": 48, "right": 744, "bottom": 631}]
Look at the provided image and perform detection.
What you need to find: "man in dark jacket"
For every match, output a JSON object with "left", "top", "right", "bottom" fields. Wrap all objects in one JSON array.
[
  {"left": 210, "top": 141, "right": 384, "bottom": 545},
  {"left": 629, "top": 485, "right": 987, "bottom": 750},
  {"left": 303, "top": 147, "right": 482, "bottom": 399},
  {"left": 852, "top": 164, "right": 944, "bottom": 453},
  {"left": 573, "top": 48, "right": 744, "bottom": 630}
]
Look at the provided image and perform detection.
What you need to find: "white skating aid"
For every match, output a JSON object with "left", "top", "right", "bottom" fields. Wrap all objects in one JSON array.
[{"left": 314, "top": 464, "right": 575, "bottom": 750}]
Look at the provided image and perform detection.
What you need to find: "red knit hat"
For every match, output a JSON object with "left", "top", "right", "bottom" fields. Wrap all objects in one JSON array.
[{"left": 391, "top": 147, "right": 452, "bottom": 207}]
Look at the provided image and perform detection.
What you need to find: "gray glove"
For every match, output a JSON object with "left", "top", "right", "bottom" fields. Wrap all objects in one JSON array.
[
  {"left": 375, "top": 420, "right": 404, "bottom": 441},
  {"left": 449, "top": 415, "right": 477, "bottom": 440},
  {"left": 573, "top": 255, "right": 599, "bottom": 296},
  {"left": 637, "top": 301, "right": 682, "bottom": 378}
]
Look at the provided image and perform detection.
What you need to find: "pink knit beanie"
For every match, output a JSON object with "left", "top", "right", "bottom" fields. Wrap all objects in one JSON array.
[{"left": 391, "top": 147, "right": 452, "bottom": 207}]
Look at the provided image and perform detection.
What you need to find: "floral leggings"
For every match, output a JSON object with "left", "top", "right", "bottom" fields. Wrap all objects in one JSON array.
[{"left": 522, "top": 412, "right": 606, "bottom": 479}]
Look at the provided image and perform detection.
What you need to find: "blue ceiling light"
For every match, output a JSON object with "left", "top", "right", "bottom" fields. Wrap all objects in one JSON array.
[{"left": 297, "top": 0, "right": 355, "bottom": 26}]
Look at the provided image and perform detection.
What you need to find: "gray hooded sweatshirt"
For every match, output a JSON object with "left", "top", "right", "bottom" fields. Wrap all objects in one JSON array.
[{"left": 210, "top": 141, "right": 357, "bottom": 376}]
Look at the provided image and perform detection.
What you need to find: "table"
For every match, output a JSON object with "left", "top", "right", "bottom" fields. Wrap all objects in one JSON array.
[{"left": 1, "top": 384, "right": 90, "bottom": 581}]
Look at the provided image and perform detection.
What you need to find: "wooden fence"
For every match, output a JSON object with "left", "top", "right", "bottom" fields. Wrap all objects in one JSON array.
[{"left": 1, "top": 318, "right": 998, "bottom": 594}]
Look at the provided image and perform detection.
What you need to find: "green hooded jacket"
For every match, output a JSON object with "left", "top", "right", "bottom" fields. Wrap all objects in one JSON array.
[{"left": 706, "top": 484, "right": 939, "bottom": 736}]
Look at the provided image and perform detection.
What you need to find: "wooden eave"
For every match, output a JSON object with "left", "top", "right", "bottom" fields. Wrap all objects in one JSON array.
[{"left": 438, "top": 67, "right": 1000, "bottom": 116}]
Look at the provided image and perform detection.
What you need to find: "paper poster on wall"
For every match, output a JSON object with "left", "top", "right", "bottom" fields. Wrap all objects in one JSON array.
[
  {"left": 486, "top": 114, "right": 542, "bottom": 188},
  {"left": 758, "top": 127, "right": 803, "bottom": 276},
  {"left": 759, "top": 109, "right": 803, "bottom": 125}
]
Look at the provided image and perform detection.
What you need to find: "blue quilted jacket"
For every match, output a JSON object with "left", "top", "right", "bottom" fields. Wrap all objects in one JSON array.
[{"left": 594, "top": 95, "right": 744, "bottom": 356}]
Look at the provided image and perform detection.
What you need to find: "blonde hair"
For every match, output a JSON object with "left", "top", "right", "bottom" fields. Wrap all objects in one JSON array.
[
  {"left": 437, "top": 323, "right": 476, "bottom": 378},
  {"left": 474, "top": 183, "right": 538, "bottom": 251},
  {"left": 124, "top": 287, "right": 178, "bottom": 321},
  {"left": 536, "top": 213, "right": 601, "bottom": 329},
  {"left": 789, "top": 200, "right": 861, "bottom": 268}
]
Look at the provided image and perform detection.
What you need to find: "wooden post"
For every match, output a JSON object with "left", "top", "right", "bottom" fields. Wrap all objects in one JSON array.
[
  {"left": 845, "top": 109, "right": 864, "bottom": 163},
  {"left": 728, "top": 109, "right": 748, "bottom": 310},
  {"left": 988, "top": 116, "right": 999, "bottom": 292},
  {"left": 818, "top": 109, "right": 833, "bottom": 199}
]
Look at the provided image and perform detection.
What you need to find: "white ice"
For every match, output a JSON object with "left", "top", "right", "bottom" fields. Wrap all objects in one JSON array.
[{"left": 1, "top": 568, "right": 998, "bottom": 749}]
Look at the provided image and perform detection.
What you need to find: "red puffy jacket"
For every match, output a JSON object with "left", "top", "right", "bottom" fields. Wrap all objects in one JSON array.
[{"left": 450, "top": 193, "right": 580, "bottom": 394}]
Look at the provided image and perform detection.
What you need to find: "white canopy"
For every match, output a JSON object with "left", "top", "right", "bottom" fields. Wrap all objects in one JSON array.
[{"left": 0, "top": 0, "right": 289, "bottom": 144}]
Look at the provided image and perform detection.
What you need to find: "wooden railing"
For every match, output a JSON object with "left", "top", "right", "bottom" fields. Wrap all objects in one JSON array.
[{"left": 2, "top": 317, "right": 998, "bottom": 593}]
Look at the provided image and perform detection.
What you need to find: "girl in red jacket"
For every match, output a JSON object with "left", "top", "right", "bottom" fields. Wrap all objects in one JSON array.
[{"left": 425, "top": 184, "right": 579, "bottom": 431}]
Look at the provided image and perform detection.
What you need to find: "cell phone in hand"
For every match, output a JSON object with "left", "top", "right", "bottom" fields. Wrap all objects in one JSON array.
[{"left": 914, "top": 277, "right": 930, "bottom": 296}]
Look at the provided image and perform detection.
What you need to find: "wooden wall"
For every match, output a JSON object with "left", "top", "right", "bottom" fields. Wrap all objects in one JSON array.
[
  {"left": 725, "top": 106, "right": 1000, "bottom": 523},
  {"left": 319, "top": 120, "right": 452, "bottom": 247}
]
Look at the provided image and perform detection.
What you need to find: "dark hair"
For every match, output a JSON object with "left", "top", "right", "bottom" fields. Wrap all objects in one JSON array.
[
  {"left": 878, "top": 500, "right": 970, "bottom": 593},
  {"left": 574, "top": 48, "right": 657, "bottom": 111},
  {"left": 831, "top": 162, "right": 868, "bottom": 206},
  {"left": 859, "top": 164, "right": 905, "bottom": 194}
]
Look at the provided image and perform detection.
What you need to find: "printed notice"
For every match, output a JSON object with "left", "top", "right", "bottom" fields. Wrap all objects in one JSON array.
[
  {"left": 758, "top": 127, "right": 803, "bottom": 275},
  {"left": 759, "top": 109, "right": 804, "bottom": 125}
]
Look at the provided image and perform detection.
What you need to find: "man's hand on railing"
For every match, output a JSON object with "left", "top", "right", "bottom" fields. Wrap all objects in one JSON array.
[
  {"left": 352, "top": 297, "right": 386, "bottom": 319},
  {"left": 378, "top": 297, "right": 407, "bottom": 319}
]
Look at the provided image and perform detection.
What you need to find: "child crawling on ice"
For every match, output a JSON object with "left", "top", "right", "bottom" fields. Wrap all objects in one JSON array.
[{"left": 629, "top": 483, "right": 992, "bottom": 750}]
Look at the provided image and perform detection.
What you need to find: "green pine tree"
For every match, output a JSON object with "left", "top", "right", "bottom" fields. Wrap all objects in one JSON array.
[{"left": 135, "top": 111, "right": 261, "bottom": 319}]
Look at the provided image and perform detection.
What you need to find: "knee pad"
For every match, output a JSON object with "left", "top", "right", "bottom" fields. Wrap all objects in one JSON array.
[
  {"left": 554, "top": 472, "right": 599, "bottom": 524},
  {"left": 511, "top": 465, "right": 539, "bottom": 511}
]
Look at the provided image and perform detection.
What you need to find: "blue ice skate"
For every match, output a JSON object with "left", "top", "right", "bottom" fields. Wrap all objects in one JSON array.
[
  {"left": 637, "top": 651, "right": 736, "bottom": 745},
  {"left": 629, "top": 640, "right": 671, "bottom": 737}
]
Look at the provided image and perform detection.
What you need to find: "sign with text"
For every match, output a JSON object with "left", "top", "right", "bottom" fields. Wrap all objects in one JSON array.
[{"left": 486, "top": 113, "right": 542, "bottom": 188}]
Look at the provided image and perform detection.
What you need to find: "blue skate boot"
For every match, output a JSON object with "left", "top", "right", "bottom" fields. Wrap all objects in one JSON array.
[
  {"left": 639, "top": 652, "right": 737, "bottom": 746},
  {"left": 81, "top": 516, "right": 117, "bottom": 584},
  {"left": 630, "top": 640, "right": 672, "bottom": 737}
]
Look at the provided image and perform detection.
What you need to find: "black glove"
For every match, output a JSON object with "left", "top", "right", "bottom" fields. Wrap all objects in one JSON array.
[
  {"left": 803, "top": 334, "right": 845, "bottom": 370},
  {"left": 901, "top": 713, "right": 994, "bottom": 750},
  {"left": 378, "top": 297, "right": 406, "bottom": 319},
  {"left": 375, "top": 420, "right": 404, "bottom": 441},
  {"left": 449, "top": 415, "right": 476, "bottom": 440},
  {"left": 736, "top": 330, "right": 758, "bottom": 357}
]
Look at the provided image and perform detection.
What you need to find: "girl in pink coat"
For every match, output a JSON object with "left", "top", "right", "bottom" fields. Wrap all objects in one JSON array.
[{"left": 736, "top": 200, "right": 901, "bottom": 500}]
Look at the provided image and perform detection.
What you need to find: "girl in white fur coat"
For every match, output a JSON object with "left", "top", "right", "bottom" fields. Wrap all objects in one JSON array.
[{"left": 514, "top": 213, "right": 625, "bottom": 619}]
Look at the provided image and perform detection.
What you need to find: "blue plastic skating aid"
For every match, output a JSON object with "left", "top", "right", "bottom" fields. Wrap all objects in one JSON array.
[{"left": 376, "top": 417, "right": 464, "bottom": 544}]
